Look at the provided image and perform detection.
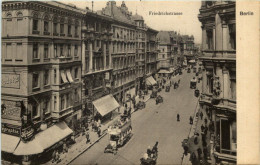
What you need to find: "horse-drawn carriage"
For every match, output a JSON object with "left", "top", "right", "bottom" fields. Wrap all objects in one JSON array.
[
  {"left": 194, "top": 89, "right": 200, "bottom": 97},
  {"left": 190, "top": 78, "right": 197, "bottom": 89},
  {"left": 156, "top": 95, "right": 163, "bottom": 104},
  {"left": 136, "top": 101, "right": 146, "bottom": 110}
]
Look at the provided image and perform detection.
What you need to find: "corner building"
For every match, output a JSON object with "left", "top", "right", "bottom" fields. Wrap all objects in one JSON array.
[
  {"left": 198, "top": 1, "right": 236, "bottom": 164},
  {"left": 1, "top": 1, "right": 84, "bottom": 164}
]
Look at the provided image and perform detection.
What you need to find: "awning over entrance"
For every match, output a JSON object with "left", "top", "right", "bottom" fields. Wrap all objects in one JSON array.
[
  {"left": 93, "top": 94, "right": 120, "bottom": 116},
  {"left": 2, "top": 134, "right": 20, "bottom": 153},
  {"left": 158, "top": 69, "right": 171, "bottom": 74},
  {"left": 146, "top": 76, "right": 157, "bottom": 86},
  {"left": 13, "top": 122, "right": 73, "bottom": 155}
]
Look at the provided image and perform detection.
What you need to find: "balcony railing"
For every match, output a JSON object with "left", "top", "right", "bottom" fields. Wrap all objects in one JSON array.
[{"left": 201, "top": 50, "right": 236, "bottom": 59}]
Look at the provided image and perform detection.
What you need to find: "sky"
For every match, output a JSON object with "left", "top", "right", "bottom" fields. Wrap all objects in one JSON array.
[{"left": 63, "top": 1, "right": 202, "bottom": 44}]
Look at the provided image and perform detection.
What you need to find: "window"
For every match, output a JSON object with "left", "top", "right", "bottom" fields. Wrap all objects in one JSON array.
[
  {"left": 60, "top": 24, "right": 64, "bottom": 34},
  {"left": 74, "top": 45, "right": 78, "bottom": 56},
  {"left": 66, "top": 94, "right": 70, "bottom": 108},
  {"left": 6, "top": 43, "right": 12, "bottom": 59},
  {"left": 54, "top": 69, "right": 57, "bottom": 84},
  {"left": 33, "top": 43, "right": 38, "bottom": 59},
  {"left": 207, "top": 75, "right": 213, "bottom": 93},
  {"left": 16, "top": 43, "right": 23, "bottom": 59},
  {"left": 44, "top": 70, "right": 49, "bottom": 86},
  {"left": 74, "top": 68, "right": 78, "bottom": 79},
  {"left": 32, "top": 104, "right": 39, "bottom": 117},
  {"left": 54, "top": 96, "right": 57, "bottom": 111},
  {"left": 60, "top": 44, "right": 64, "bottom": 57},
  {"left": 44, "top": 21, "right": 49, "bottom": 32},
  {"left": 53, "top": 23, "right": 58, "bottom": 33},
  {"left": 229, "top": 24, "right": 236, "bottom": 50},
  {"left": 68, "top": 25, "right": 71, "bottom": 35},
  {"left": 61, "top": 95, "right": 65, "bottom": 110},
  {"left": 33, "top": 19, "right": 38, "bottom": 31},
  {"left": 206, "top": 30, "right": 213, "bottom": 50},
  {"left": 75, "top": 26, "right": 78, "bottom": 36},
  {"left": 74, "top": 89, "right": 79, "bottom": 102},
  {"left": 44, "top": 44, "right": 49, "bottom": 59},
  {"left": 54, "top": 44, "right": 57, "bottom": 57},
  {"left": 43, "top": 99, "right": 50, "bottom": 114},
  {"left": 68, "top": 45, "right": 71, "bottom": 57},
  {"left": 32, "top": 73, "right": 39, "bottom": 88}
]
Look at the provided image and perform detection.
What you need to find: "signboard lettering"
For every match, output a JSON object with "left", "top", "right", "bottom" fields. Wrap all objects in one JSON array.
[
  {"left": 1, "top": 74, "right": 20, "bottom": 89},
  {"left": 2, "top": 123, "right": 20, "bottom": 136},
  {"left": 21, "top": 125, "right": 35, "bottom": 142},
  {"left": 1, "top": 100, "right": 21, "bottom": 120}
]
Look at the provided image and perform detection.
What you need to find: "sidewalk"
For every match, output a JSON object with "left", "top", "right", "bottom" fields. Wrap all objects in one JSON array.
[{"left": 52, "top": 91, "right": 152, "bottom": 165}]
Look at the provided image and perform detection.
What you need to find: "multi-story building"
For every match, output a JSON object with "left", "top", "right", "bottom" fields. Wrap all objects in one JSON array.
[
  {"left": 198, "top": 1, "right": 236, "bottom": 164},
  {"left": 81, "top": 12, "right": 115, "bottom": 123},
  {"left": 157, "top": 31, "right": 184, "bottom": 76},
  {"left": 1, "top": 1, "right": 84, "bottom": 164}
]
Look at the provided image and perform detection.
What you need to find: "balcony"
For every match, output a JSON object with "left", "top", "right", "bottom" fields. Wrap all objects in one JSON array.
[
  {"left": 51, "top": 56, "right": 73, "bottom": 63},
  {"left": 53, "top": 32, "right": 59, "bottom": 36},
  {"left": 44, "top": 31, "right": 50, "bottom": 35},
  {"left": 201, "top": 50, "right": 236, "bottom": 60},
  {"left": 68, "top": 34, "right": 72, "bottom": 37},
  {"left": 52, "top": 107, "right": 73, "bottom": 120},
  {"left": 32, "top": 30, "right": 40, "bottom": 34},
  {"left": 60, "top": 33, "right": 65, "bottom": 37},
  {"left": 200, "top": 93, "right": 236, "bottom": 112}
]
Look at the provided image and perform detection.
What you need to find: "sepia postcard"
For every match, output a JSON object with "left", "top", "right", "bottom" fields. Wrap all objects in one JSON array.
[{"left": 1, "top": 0, "right": 259, "bottom": 165}]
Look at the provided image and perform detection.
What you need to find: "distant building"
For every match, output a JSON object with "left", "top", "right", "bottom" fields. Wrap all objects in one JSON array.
[{"left": 198, "top": 1, "right": 236, "bottom": 164}]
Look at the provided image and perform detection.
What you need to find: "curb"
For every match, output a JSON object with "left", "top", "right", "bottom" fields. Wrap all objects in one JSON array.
[
  {"left": 65, "top": 131, "right": 108, "bottom": 165},
  {"left": 64, "top": 95, "right": 152, "bottom": 165}
]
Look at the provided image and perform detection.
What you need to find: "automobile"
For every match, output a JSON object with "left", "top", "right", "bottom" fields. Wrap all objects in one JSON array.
[
  {"left": 190, "top": 78, "right": 197, "bottom": 89},
  {"left": 194, "top": 89, "right": 200, "bottom": 97}
]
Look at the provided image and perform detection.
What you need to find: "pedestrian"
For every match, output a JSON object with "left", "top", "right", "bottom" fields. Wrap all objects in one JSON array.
[
  {"left": 197, "top": 148, "right": 202, "bottom": 160},
  {"left": 189, "top": 116, "right": 193, "bottom": 125},
  {"left": 97, "top": 127, "right": 101, "bottom": 137},
  {"left": 63, "top": 142, "right": 68, "bottom": 153},
  {"left": 204, "top": 118, "right": 208, "bottom": 125},
  {"left": 86, "top": 131, "right": 90, "bottom": 143},
  {"left": 52, "top": 150, "right": 57, "bottom": 163},
  {"left": 201, "top": 124, "right": 205, "bottom": 132},
  {"left": 203, "top": 147, "right": 208, "bottom": 160},
  {"left": 200, "top": 111, "right": 203, "bottom": 120},
  {"left": 177, "top": 113, "right": 180, "bottom": 122}
]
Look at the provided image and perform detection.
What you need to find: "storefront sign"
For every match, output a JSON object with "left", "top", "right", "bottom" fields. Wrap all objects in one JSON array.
[
  {"left": 1, "top": 74, "right": 20, "bottom": 89},
  {"left": 1, "top": 100, "right": 21, "bottom": 120},
  {"left": 21, "top": 125, "right": 35, "bottom": 142},
  {"left": 2, "top": 123, "right": 20, "bottom": 136}
]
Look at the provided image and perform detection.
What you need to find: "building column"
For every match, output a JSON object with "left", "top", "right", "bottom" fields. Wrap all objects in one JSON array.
[
  {"left": 202, "top": 26, "right": 207, "bottom": 50},
  {"left": 213, "top": 26, "right": 216, "bottom": 50},
  {"left": 89, "top": 41, "right": 93, "bottom": 72},
  {"left": 82, "top": 41, "right": 86, "bottom": 73},
  {"left": 223, "top": 66, "right": 230, "bottom": 98},
  {"left": 109, "top": 41, "right": 112, "bottom": 68},
  {"left": 222, "top": 22, "right": 229, "bottom": 51},
  {"left": 215, "top": 13, "right": 223, "bottom": 51},
  {"left": 216, "top": 64, "right": 224, "bottom": 98},
  {"left": 202, "top": 68, "right": 207, "bottom": 94},
  {"left": 103, "top": 42, "right": 106, "bottom": 69}
]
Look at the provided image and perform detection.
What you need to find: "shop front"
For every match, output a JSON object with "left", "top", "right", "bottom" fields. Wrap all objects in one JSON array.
[
  {"left": 146, "top": 76, "right": 157, "bottom": 90},
  {"left": 92, "top": 94, "right": 120, "bottom": 123},
  {"left": 12, "top": 121, "right": 73, "bottom": 165}
]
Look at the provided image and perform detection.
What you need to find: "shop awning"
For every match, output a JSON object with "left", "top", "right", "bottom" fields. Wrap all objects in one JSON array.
[
  {"left": 61, "top": 71, "right": 68, "bottom": 83},
  {"left": 1, "top": 134, "right": 20, "bottom": 153},
  {"left": 14, "top": 122, "right": 72, "bottom": 155},
  {"left": 158, "top": 69, "right": 171, "bottom": 74},
  {"left": 66, "top": 70, "right": 74, "bottom": 83},
  {"left": 146, "top": 76, "right": 157, "bottom": 86},
  {"left": 93, "top": 95, "right": 120, "bottom": 116}
]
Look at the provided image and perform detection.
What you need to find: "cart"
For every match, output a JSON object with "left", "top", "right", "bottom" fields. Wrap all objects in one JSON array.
[
  {"left": 156, "top": 95, "right": 163, "bottom": 104},
  {"left": 190, "top": 78, "right": 197, "bottom": 89},
  {"left": 194, "top": 89, "right": 200, "bottom": 97}
]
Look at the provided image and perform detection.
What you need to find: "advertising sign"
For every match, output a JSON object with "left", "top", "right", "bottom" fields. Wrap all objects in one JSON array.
[
  {"left": 1, "top": 123, "right": 20, "bottom": 137},
  {"left": 1, "top": 74, "right": 20, "bottom": 89},
  {"left": 1, "top": 100, "right": 21, "bottom": 120}
]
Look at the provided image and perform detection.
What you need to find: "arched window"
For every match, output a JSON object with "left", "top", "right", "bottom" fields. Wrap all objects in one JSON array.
[
  {"left": 32, "top": 13, "right": 39, "bottom": 32},
  {"left": 43, "top": 15, "right": 49, "bottom": 33},
  {"left": 53, "top": 16, "right": 58, "bottom": 35}
]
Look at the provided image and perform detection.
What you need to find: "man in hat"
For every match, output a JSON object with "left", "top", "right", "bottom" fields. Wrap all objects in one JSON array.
[
  {"left": 177, "top": 113, "right": 180, "bottom": 122},
  {"left": 189, "top": 116, "right": 193, "bottom": 125}
]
